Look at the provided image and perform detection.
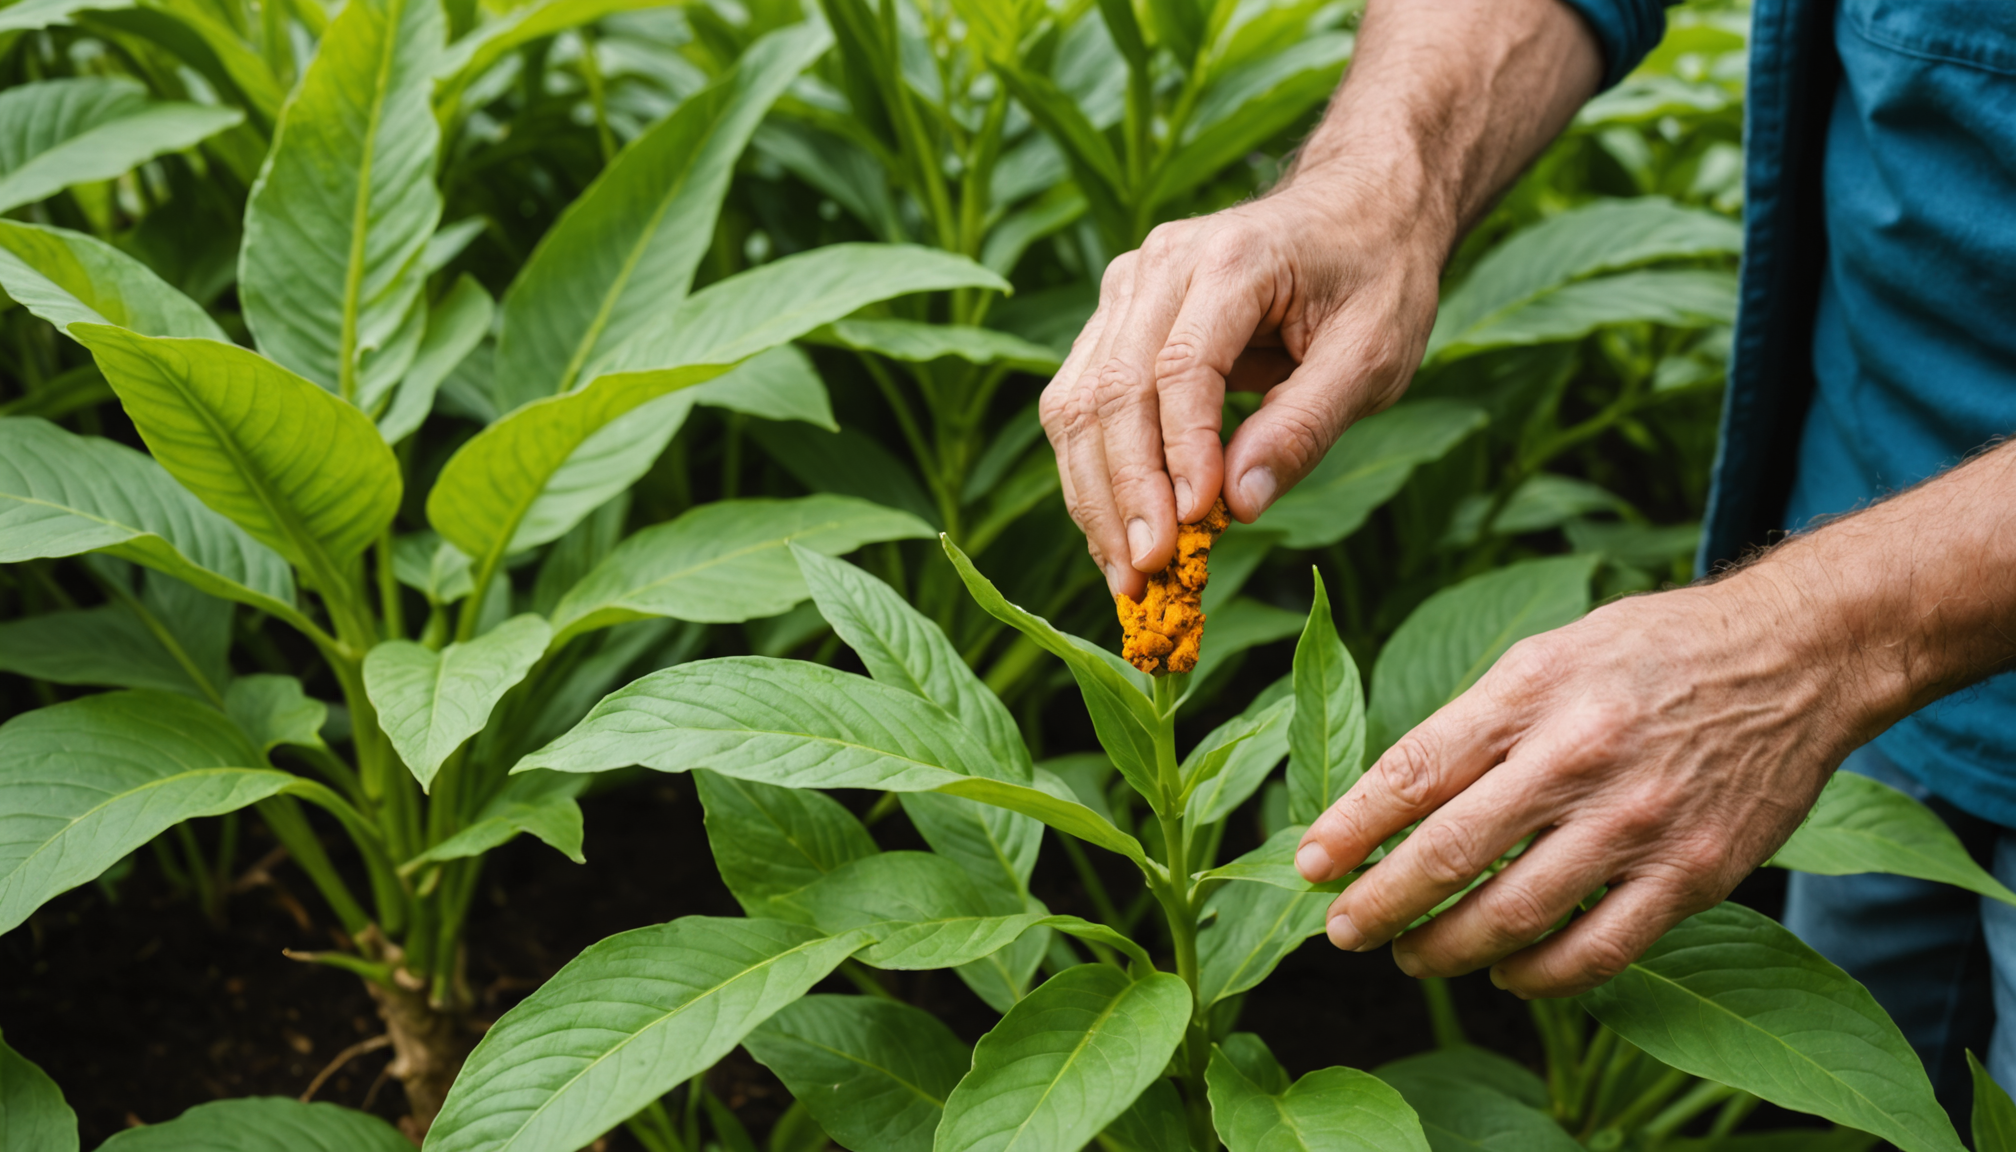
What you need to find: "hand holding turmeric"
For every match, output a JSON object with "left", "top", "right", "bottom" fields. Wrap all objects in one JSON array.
[{"left": 1116, "top": 498, "right": 1231, "bottom": 675}]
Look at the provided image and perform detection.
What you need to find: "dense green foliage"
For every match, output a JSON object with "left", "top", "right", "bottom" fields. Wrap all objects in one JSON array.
[{"left": 0, "top": 0, "right": 2006, "bottom": 1148}]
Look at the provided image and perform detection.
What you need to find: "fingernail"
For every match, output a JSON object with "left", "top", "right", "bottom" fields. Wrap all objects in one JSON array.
[
  {"left": 1327, "top": 913, "right": 1366, "bottom": 952},
  {"left": 1489, "top": 966, "right": 1508, "bottom": 991},
  {"left": 1295, "top": 841, "right": 1333, "bottom": 881},
  {"left": 1127, "top": 519, "right": 1153, "bottom": 566},
  {"left": 1239, "top": 466, "right": 1277, "bottom": 512},
  {"left": 1173, "top": 477, "right": 1194, "bottom": 521},
  {"left": 1394, "top": 949, "right": 1424, "bottom": 979},
  {"left": 1105, "top": 562, "right": 1124, "bottom": 595}
]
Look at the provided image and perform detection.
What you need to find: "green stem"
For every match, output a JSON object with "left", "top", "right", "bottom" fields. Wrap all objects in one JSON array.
[
  {"left": 375, "top": 529, "right": 404, "bottom": 641},
  {"left": 1639, "top": 1079, "right": 1733, "bottom": 1142},
  {"left": 1059, "top": 834, "right": 1125, "bottom": 928},
  {"left": 1419, "top": 977, "right": 1466, "bottom": 1048},
  {"left": 255, "top": 794, "right": 374, "bottom": 939},
  {"left": 174, "top": 822, "right": 219, "bottom": 921},
  {"left": 1602, "top": 1066, "right": 1692, "bottom": 1135}
]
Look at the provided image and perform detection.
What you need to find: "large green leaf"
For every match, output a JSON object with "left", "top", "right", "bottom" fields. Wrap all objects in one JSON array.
[
  {"left": 0, "top": 219, "right": 225, "bottom": 340},
  {"left": 1183, "top": 596, "right": 1307, "bottom": 696},
  {"left": 1972, "top": 1052, "right": 2016, "bottom": 1152},
  {"left": 795, "top": 547, "right": 1039, "bottom": 903},
  {"left": 0, "top": 691, "right": 297, "bottom": 936},
  {"left": 551, "top": 496, "right": 932, "bottom": 643},
  {"left": 784, "top": 850, "right": 1034, "bottom": 971},
  {"left": 379, "top": 273, "right": 492, "bottom": 444},
  {"left": 1366, "top": 555, "right": 1596, "bottom": 754},
  {"left": 1101, "top": 1078, "right": 1189, "bottom": 1152},
  {"left": 1772, "top": 771, "right": 2016, "bottom": 905},
  {"left": 1427, "top": 197, "right": 1743, "bottom": 363},
  {"left": 935, "top": 965, "right": 1191, "bottom": 1152},
  {"left": 1149, "top": 32, "right": 1351, "bottom": 208},
  {"left": 1259, "top": 401, "right": 1488, "bottom": 549},
  {"left": 225, "top": 674, "right": 327, "bottom": 752},
  {"left": 364, "top": 614, "right": 552, "bottom": 790},
  {"left": 1432, "top": 270, "right": 1737, "bottom": 362},
  {"left": 428, "top": 244, "right": 1003, "bottom": 579},
  {"left": 942, "top": 537, "right": 1164, "bottom": 809},
  {"left": 1197, "top": 879, "right": 1329, "bottom": 1006},
  {"left": 1209, "top": 1048, "right": 1430, "bottom": 1152},
  {"left": 1287, "top": 571, "right": 1365, "bottom": 823},
  {"left": 685, "top": 344, "right": 836, "bottom": 430},
  {"left": 95, "top": 1097, "right": 415, "bottom": 1150},
  {"left": 745, "top": 995, "right": 967, "bottom": 1152},
  {"left": 1578, "top": 902, "right": 1963, "bottom": 1152},
  {"left": 514, "top": 658, "right": 1151, "bottom": 869},
  {"left": 694, "top": 768, "right": 879, "bottom": 919},
  {"left": 1375, "top": 1049, "right": 1580, "bottom": 1152},
  {"left": 493, "top": 23, "right": 831, "bottom": 409},
  {"left": 0, "top": 0, "right": 129, "bottom": 32},
  {"left": 427, "top": 917, "right": 871, "bottom": 1152},
  {"left": 0, "top": 78, "right": 240, "bottom": 215},
  {"left": 0, "top": 418, "right": 297, "bottom": 622},
  {"left": 0, "top": 1032, "right": 77, "bottom": 1152},
  {"left": 239, "top": 0, "right": 444, "bottom": 411},
  {"left": 70, "top": 326, "right": 402, "bottom": 588}
]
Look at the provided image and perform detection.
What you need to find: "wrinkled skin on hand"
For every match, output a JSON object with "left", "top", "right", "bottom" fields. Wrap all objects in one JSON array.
[{"left": 1118, "top": 498, "right": 1230, "bottom": 674}]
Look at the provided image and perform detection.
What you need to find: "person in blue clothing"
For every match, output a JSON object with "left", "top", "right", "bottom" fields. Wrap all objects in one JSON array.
[{"left": 1041, "top": 0, "right": 2016, "bottom": 1109}]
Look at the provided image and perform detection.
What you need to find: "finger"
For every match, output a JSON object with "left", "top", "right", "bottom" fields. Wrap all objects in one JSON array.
[
  {"left": 1096, "top": 230, "right": 1196, "bottom": 570},
  {"left": 1390, "top": 821, "right": 1620, "bottom": 979},
  {"left": 1490, "top": 878, "right": 1691, "bottom": 999},
  {"left": 1040, "top": 304, "right": 1110, "bottom": 538},
  {"left": 1056, "top": 258, "right": 1142, "bottom": 596},
  {"left": 1296, "top": 689, "right": 1521, "bottom": 884},
  {"left": 1153, "top": 239, "right": 1279, "bottom": 524},
  {"left": 1222, "top": 311, "right": 1415, "bottom": 522},
  {"left": 1321, "top": 747, "right": 1563, "bottom": 953}
]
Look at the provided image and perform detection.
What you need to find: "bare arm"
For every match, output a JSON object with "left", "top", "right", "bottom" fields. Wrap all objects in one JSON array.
[
  {"left": 1040, "top": 0, "right": 1604, "bottom": 597},
  {"left": 1296, "top": 440, "right": 2016, "bottom": 996}
]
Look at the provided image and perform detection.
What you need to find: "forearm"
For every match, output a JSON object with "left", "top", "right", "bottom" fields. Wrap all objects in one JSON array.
[
  {"left": 1722, "top": 440, "right": 2016, "bottom": 738},
  {"left": 1282, "top": 0, "right": 1604, "bottom": 253}
]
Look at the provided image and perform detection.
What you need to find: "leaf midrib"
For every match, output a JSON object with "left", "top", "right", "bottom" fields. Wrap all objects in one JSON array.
[
  {"left": 996, "top": 980, "right": 1135, "bottom": 1151},
  {"left": 0, "top": 766, "right": 287, "bottom": 894},
  {"left": 337, "top": 0, "right": 407, "bottom": 405}
]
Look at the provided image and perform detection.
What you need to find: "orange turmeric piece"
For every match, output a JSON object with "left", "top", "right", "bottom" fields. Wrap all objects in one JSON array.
[{"left": 1116, "top": 498, "right": 1231, "bottom": 675}]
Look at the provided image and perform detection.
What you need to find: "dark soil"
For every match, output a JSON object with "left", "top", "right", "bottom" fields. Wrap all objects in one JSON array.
[{"left": 0, "top": 769, "right": 1805, "bottom": 1151}]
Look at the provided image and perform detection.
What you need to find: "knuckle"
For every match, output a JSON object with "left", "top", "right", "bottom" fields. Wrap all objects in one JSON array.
[
  {"left": 1572, "top": 926, "right": 1640, "bottom": 986},
  {"left": 1093, "top": 362, "right": 1150, "bottom": 421},
  {"left": 1100, "top": 251, "right": 1138, "bottom": 294},
  {"left": 1380, "top": 737, "right": 1443, "bottom": 810},
  {"left": 1413, "top": 820, "right": 1483, "bottom": 889},
  {"left": 1475, "top": 877, "right": 1559, "bottom": 946}
]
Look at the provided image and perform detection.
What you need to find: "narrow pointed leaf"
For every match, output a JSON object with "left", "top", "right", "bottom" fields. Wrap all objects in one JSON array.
[
  {"left": 0, "top": 1032, "right": 77, "bottom": 1152},
  {"left": 1209, "top": 1050, "right": 1431, "bottom": 1152},
  {"left": 493, "top": 22, "right": 830, "bottom": 408},
  {"left": 1773, "top": 771, "right": 2016, "bottom": 905},
  {"left": 435, "top": 0, "right": 666, "bottom": 108},
  {"left": 240, "top": 0, "right": 444, "bottom": 410},
  {"left": 0, "top": 603, "right": 211, "bottom": 697},
  {"left": 70, "top": 326, "right": 402, "bottom": 583},
  {"left": 0, "top": 219, "right": 225, "bottom": 340},
  {"left": 1258, "top": 401, "right": 1487, "bottom": 549},
  {"left": 513, "top": 658, "right": 1149, "bottom": 868},
  {"left": 1368, "top": 556, "right": 1596, "bottom": 754},
  {"left": 1288, "top": 570, "right": 1365, "bottom": 823},
  {"left": 0, "top": 691, "right": 297, "bottom": 935},
  {"left": 551, "top": 496, "right": 932, "bottom": 642},
  {"left": 808, "top": 318, "right": 1062, "bottom": 372},
  {"left": 1579, "top": 902, "right": 1964, "bottom": 1152},
  {"left": 1196, "top": 825, "right": 1348, "bottom": 893},
  {"left": 935, "top": 965, "right": 1191, "bottom": 1152},
  {"left": 0, "top": 417, "right": 297, "bottom": 622},
  {"left": 365, "top": 614, "right": 552, "bottom": 790},
  {"left": 0, "top": 78, "right": 241, "bottom": 215},
  {"left": 783, "top": 851, "right": 1029, "bottom": 970},
  {"left": 1971, "top": 1051, "right": 2016, "bottom": 1152},
  {"left": 684, "top": 344, "right": 835, "bottom": 430},
  {"left": 379, "top": 274, "right": 492, "bottom": 444},
  {"left": 427, "top": 917, "right": 871, "bottom": 1152},
  {"left": 407, "top": 770, "right": 586, "bottom": 867},
  {"left": 694, "top": 768, "right": 878, "bottom": 919},
  {"left": 1431, "top": 270, "right": 1737, "bottom": 363},
  {"left": 94, "top": 1097, "right": 419, "bottom": 1150},
  {"left": 941, "top": 536, "right": 1163, "bottom": 808},
  {"left": 429, "top": 244, "right": 1001, "bottom": 578},
  {"left": 745, "top": 995, "right": 966, "bottom": 1152},
  {"left": 1185, "top": 690, "right": 1294, "bottom": 826}
]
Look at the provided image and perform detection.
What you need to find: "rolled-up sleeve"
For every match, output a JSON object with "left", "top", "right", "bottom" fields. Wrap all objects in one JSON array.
[{"left": 1555, "top": 0, "right": 1678, "bottom": 89}]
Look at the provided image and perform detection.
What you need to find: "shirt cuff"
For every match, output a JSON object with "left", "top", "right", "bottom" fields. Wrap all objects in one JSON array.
[{"left": 1554, "top": 0, "right": 1675, "bottom": 89}]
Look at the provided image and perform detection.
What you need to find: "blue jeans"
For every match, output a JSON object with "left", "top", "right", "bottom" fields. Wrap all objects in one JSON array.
[{"left": 1783, "top": 745, "right": 2016, "bottom": 1130}]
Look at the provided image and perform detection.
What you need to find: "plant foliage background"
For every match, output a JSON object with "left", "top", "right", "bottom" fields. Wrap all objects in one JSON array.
[{"left": 3, "top": 0, "right": 2008, "bottom": 1149}]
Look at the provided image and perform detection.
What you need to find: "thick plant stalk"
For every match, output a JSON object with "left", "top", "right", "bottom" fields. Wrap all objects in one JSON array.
[{"left": 364, "top": 938, "right": 475, "bottom": 1136}]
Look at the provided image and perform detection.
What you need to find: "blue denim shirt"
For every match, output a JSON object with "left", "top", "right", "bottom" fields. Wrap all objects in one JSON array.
[{"left": 1563, "top": 0, "right": 2016, "bottom": 824}]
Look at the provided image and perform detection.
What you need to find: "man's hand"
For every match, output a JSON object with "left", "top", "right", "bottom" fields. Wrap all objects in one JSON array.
[
  {"left": 1295, "top": 442, "right": 2016, "bottom": 998},
  {"left": 1040, "top": 184, "right": 1443, "bottom": 598},
  {"left": 1040, "top": 0, "right": 1604, "bottom": 598}
]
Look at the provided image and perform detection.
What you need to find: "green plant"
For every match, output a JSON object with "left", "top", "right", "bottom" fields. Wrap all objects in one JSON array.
[
  {"left": 0, "top": 7, "right": 1006, "bottom": 1130},
  {"left": 406, "top": 536, "right": 2011, "bottom": 1152}
]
